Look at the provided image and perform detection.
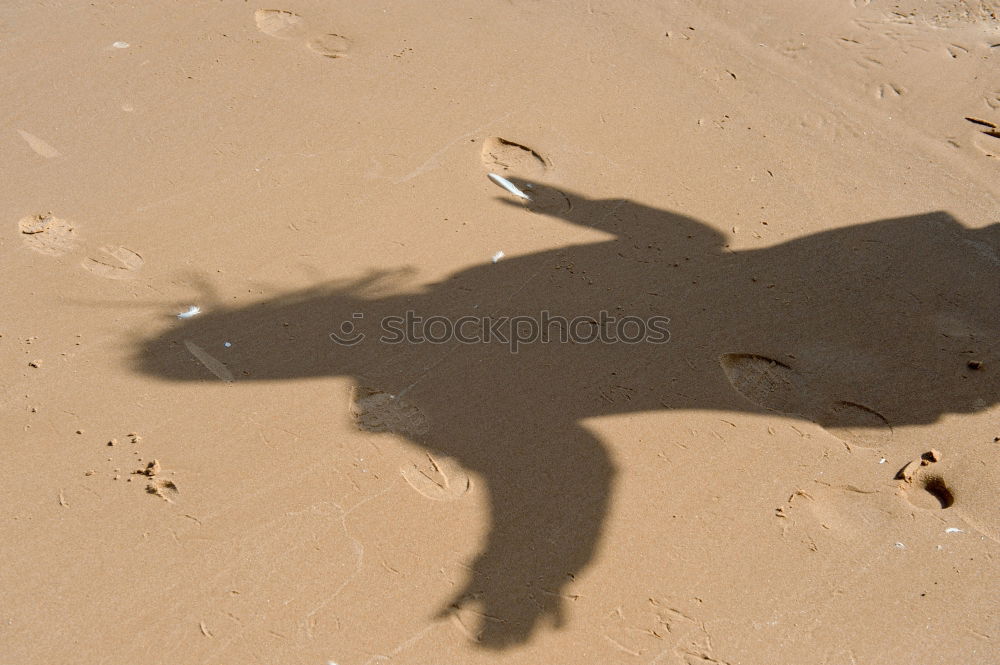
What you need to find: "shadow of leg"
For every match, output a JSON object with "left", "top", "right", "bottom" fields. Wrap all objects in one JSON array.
[{"left": 437, "top": 425, "right": 616, "bottom": 648}]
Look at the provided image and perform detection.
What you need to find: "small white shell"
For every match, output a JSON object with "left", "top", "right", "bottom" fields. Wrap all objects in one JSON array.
[
  {"left": 177, "top": 306, "right": 201, "bottom": 319},
  {"left": 492, "top": 250, "right": 505, "bottom": 263},
  {"left": 487, "top": 173, "right": 531, "bottom": 200}
]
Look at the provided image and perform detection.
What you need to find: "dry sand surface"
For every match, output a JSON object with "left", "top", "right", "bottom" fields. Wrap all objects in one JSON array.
[{"left": 2, "top": 1, "right": 999, "bottom": 663}]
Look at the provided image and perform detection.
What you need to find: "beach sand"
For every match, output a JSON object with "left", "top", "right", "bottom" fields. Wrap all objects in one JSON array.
[{"left": 2, "top": 1, "right": 998, "bottom": 663}]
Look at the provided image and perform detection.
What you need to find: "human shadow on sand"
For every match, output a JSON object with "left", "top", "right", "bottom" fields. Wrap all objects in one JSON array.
[{"left": 134, "top": 182, "right": 998, "bottom": 648}]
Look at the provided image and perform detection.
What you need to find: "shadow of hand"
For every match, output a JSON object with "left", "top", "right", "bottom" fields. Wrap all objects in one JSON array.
[{"left": 436, "top": 554, "right": 568, "bottom": 649}]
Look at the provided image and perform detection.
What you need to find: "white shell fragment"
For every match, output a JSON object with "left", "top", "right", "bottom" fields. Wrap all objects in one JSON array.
[
  {"left": 492, "top": 250, "right": 505, "bottom": 263},
  {"left": 112, "top": 41, "right": 130, "bottom": 49},
  {"left": 487, "top": 173, "right": 531, "bottom": 200},
  {"left": 177, "top": 306, "right": 201, "bottom": 319}
]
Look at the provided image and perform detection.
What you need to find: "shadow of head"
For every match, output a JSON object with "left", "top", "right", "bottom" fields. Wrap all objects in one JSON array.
[
  {"left": 135, "top": 269, "right": 413, "bottom": 383},
  {"left": 131, "top": 183, "right": 999, "bottom": 647}
]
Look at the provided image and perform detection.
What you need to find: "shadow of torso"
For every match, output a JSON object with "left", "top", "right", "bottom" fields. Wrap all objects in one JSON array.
[{"left": 136, "top": 186, "right": 999, "bottom": 647}]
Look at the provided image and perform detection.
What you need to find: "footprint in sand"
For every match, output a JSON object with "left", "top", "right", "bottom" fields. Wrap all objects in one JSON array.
[
  {"left": 18, "top": 213, "right": 79, "bottom": 256},
  {"left": 719, "top": 354, "right": 808, "bottom": 415},
  {"left": 82, "top": 246, "right": 144, "bottom": 280},
  {"left": 903, "top": 472, "right": 955, "bottom": 510},
  {"left": 816, "top": 401, "right": 893, "bottom": 449},
  {"left": 896, "top": 455, "right": 955, "bottom": 510},
  {"left": 401, "top": 453, "right": 471, "bottom": 501},
  {"left": 18, "top": 213, "right": 147, "bottom": 280},
  {"left": 894, "top": 453, "right": 1000, "bottom": 543},
  {"left": 254, "top": 9, "right": 307, "bottom": 38},
  {"left": 480, "top": 138, "right": 571, "bottom": 213},
  {"left": 349, "top": 387, "right": 429, "bottom": 437},
  {"left": 306, "top": 33, "right": 350, "bottom": 58},
  {"left": 720, "top": 353, "right": 892, "bottom": 448},
  {"left": 254, "top": 9, "right": 351, "bottom": 58},
  {"left": 480, "top": 137, "right": 550, "bottom": 179}
]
